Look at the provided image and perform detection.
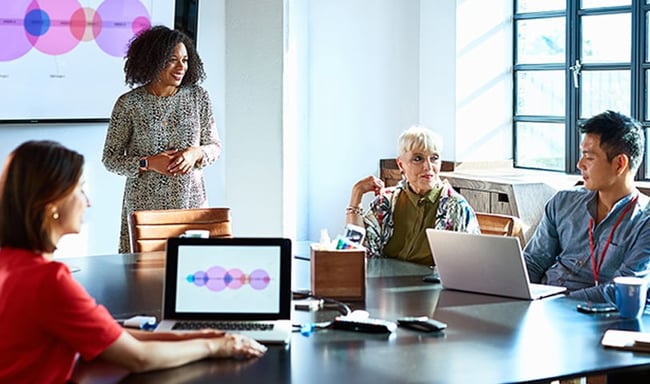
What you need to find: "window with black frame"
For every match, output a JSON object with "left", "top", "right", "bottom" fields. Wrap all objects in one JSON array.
[
  {"left": 175, "top": 0, "right": 199, "bottom": 42},
  {"left": 513, "top": 0, "right": 649, "bottom": 179}
]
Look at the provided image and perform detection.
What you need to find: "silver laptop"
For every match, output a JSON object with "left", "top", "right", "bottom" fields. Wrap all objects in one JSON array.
[
  {"left": 154, "top": 237, "right": 292, "bottom": 344},
  {"left": 425, "top": 229, "right": 566, "bottom": 300}
]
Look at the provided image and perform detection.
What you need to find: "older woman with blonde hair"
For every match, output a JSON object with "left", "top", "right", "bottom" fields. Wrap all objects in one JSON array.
[{"left": 345, "top": 125, "right": 479, "bottom": 266}]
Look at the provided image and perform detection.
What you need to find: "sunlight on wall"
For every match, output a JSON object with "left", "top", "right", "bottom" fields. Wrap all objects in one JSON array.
[{"left": 456, "top": 0, "right": 513, "bottom": 162}]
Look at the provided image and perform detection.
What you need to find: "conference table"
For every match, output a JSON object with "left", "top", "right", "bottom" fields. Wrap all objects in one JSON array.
[{"left": 68, "top": 249, "right": 650, "bottom": 383}]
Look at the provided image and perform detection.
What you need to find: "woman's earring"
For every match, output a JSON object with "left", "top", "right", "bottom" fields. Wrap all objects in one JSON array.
[{"left": 52, "top": 211, "right": 59, "bottom": 220}]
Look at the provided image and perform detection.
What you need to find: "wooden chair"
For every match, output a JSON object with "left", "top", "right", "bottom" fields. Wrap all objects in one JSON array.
[
  {"left": 128, "top": 207, "right": 232, "bottom": 253},
  {"left": 379, "top": 158, "right": 456, "bottom": 187},
  {"left": 475, "top": 212, "right": 526, "bottom": 247}
]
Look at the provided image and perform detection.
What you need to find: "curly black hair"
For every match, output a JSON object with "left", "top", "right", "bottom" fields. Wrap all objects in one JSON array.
[{"left": 123, "top": 25, "right": 205, "bottom": 87}]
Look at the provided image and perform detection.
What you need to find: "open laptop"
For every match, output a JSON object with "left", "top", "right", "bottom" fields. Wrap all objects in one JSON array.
[
  {"left": 154, "top": 237, "right": 293, "bottom": 344},
  {"left": 425, "top": 229, "right": 566, "bottom": 300}
]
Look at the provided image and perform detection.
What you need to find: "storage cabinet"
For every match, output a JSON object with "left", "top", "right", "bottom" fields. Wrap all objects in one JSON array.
[{"left": 439, "top": 173, "right": 557, "bottom": 244}]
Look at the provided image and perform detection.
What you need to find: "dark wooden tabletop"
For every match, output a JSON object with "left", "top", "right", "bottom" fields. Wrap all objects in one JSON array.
[{"left": 68, "top": 252, "right": 650, "bottom": 383}]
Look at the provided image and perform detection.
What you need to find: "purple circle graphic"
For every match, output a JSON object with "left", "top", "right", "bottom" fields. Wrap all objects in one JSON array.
[
  {"left": 0, "top": 0, "right": 34, "bottom": 61},
  {"left": 193, "top": 271, "right": 208, "bottom": 287},
  {"left": 95, "top": 0, "right": 151, "bottom": 57},
  {"left": 249, "top": 269, "right": 271, "bottom": 290}
]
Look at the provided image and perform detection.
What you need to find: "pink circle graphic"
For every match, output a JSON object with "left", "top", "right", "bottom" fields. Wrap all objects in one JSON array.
[
  {"left": 29, "top": 0, "right": 82, "bottom": 55},
  {"left": 205, "top": 266, "right": 228, "bottom": 292},
  {"left": 226, "top": 268, "right": 245, "bottom": 290},
  {"left": 70, "top": 7, "right": 99, "bottom": 42}
]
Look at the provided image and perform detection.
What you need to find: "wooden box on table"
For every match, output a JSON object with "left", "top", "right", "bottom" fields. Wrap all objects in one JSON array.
[{"left": 310, "top": 244, "right": 366, "bottom": 301}]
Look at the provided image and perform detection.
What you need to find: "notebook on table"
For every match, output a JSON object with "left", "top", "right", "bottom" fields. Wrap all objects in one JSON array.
[
  {"left": 425, "top": 229, "right": 567, "bottom": 300},
  {"left": 154, "top": 237, "right": 293, "bottom": 344}
]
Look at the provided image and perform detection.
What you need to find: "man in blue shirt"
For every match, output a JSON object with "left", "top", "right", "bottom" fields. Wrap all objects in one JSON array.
[{"left": 524, "top": 110, "right": 650, "bottom": 303}]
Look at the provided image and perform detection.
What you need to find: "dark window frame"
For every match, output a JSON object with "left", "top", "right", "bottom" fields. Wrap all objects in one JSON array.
[{"left": 513, "top": 0, "right": 648, "bottom": 179}]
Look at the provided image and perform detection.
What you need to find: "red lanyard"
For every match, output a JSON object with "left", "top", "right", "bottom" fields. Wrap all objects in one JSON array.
[{"left": 588, "top": 194, "right": 638, "bottom": 285}]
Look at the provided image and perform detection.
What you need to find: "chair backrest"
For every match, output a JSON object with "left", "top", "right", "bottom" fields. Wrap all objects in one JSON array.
[
  {"left": 379, "top": 158, "right": 456, "bottom": 187},
  {"left": 128, "top": 207, "right": 232, "bottom": 253},
  {"left": 475, "top": 212, "right": 526, "bottom": 247}
]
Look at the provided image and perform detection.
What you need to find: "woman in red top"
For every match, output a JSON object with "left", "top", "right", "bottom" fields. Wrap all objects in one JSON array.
[{"left": 0, "top": 141, "right": 266, "bottom": 383}]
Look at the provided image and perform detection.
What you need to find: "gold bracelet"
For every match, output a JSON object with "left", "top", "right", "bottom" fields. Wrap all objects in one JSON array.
[{"left": 345, "top": 206, "right": 364, "bottom": 216}]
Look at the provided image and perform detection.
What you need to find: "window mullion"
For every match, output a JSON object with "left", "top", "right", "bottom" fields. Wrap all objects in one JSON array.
[
  {"left": 566, "top": 0, "right": 579, "bottom": 174},
  {"left": 632, "top": 0, "right": 646, "bottom": 179}
]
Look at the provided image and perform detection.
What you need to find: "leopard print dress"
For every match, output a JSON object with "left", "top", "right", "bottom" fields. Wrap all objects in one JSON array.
[{"left": 102, "top": 85, "right": 221, "bottom": 253}]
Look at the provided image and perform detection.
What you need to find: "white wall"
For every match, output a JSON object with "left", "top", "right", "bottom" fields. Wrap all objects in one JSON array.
[
  {"left": 302, "top": 0, "right": 422, "bottom": 242},
  {"left": 223, "top": 0, "right": 285, "bottom": 237},
  {"left": 419, "top": 0, "right": 457, "bottom": 158},
  {"left": 455, "top": 0, "right": 513, "bottom": 161}
]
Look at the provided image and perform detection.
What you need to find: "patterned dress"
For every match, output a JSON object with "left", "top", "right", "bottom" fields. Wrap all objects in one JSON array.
[{"left": 102, "top": 85, "right": 221, "bottom": 253}]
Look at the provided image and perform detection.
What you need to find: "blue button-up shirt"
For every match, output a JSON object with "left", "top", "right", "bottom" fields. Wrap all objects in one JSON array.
[{"left": 524, "top": 187, "right": 650, "bottom": 302}]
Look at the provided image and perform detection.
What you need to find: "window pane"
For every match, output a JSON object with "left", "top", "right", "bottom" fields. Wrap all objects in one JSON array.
[
  {"left": 516, "top": 71, "right": 565, "bottom": 116},
  {"left": 582, "top": 13, "right": 631, "bottom": 63},
  {"left": 515, "top": 122, "right": 565, "bottom": 170},
  {"left": 646, "top": 133, "right": 650, "bottom": 179},
  {"left": 581, "top": 70, "right": 630, "bottom": 118},
  {"left": 645, "top": 70, "right": 650, "bottom": 119},
  {"left": 581, "top": 0, "right": 630, "bottom": 8},
  {"left": 516, "top": 18, "right": 565, "bottom": 64},
  {"left": 647, "top": 12, "right": 650, "bottom": 61},
  {"left": 517, "top": 0, "right": 565, "bottom": 12}
]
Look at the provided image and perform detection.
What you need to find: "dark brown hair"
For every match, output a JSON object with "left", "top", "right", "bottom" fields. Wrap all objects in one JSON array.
[
  {"left": 124, "top": 25, "right": 206, "bottom": 87},
  {"left": 0, "top": 140, "right": 84, "bottom": 253}
]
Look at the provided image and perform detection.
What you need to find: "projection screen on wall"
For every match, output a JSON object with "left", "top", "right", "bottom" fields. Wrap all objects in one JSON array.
[{"left": 0, "top": 0, "right": 174, "bottom": 123}]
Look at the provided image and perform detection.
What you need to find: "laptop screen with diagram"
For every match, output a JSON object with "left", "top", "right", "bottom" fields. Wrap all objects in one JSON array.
[{"left": 161, "top": 237, "right": 292, "bottom": 322}]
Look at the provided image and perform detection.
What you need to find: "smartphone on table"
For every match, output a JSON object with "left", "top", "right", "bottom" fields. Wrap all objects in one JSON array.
[{"left": 576, "top": 301, "right": 617, "bottom": 314}]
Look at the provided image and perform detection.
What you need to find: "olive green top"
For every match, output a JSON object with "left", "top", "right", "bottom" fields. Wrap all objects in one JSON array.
[{"left": 383, "top": 184, "right": 442, "bottom": 266}]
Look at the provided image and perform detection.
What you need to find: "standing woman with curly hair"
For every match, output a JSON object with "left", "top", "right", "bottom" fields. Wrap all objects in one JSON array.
[{"left": 102, "top": 25, "right": 222, "bottom": 253}]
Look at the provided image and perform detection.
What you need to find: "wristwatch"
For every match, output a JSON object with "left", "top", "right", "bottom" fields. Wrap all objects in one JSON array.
[{"left": 139, "top": 157, "right": 148, "bottom": 171}]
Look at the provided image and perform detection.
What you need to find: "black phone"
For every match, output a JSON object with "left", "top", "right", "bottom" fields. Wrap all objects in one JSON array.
[
  {"left": 397, "top": 316, "right": 447, "bottom": 332},
  {"left": 422, "top": 273, "right": 441, "bottom": 284},
  {"left": 576, "top": 302, "right": 617, "bottom": 314}
]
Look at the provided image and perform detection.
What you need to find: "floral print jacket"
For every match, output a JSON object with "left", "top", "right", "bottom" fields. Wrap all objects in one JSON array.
[{"left": 362, "top": 179, "right": 480, "bottom": 258}]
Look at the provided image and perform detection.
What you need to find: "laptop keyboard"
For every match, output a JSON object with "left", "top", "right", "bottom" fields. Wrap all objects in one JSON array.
[{"left": 172, "top": 321, "right": 275, "bottom": 331}]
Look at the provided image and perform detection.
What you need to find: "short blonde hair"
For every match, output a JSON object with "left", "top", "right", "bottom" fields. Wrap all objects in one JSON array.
[{"left": 397, "top": 125, "right": 442, "bottom": 156}]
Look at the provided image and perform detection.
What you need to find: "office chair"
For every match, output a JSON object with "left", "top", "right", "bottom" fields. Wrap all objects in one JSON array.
[
  {"left": 475, "top": 212, "right": 526, "bottom": 247},
  {"left": 128, "top": 207, "right": 232, "bottom": 253},
  {"left": 379, "top": 158, "right": 455, "bottom": 187}
]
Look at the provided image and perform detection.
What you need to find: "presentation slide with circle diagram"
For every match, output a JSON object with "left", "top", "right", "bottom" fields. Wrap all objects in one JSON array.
[{"left": 0, "top": 0, "right": 173, "bottom": 121}]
